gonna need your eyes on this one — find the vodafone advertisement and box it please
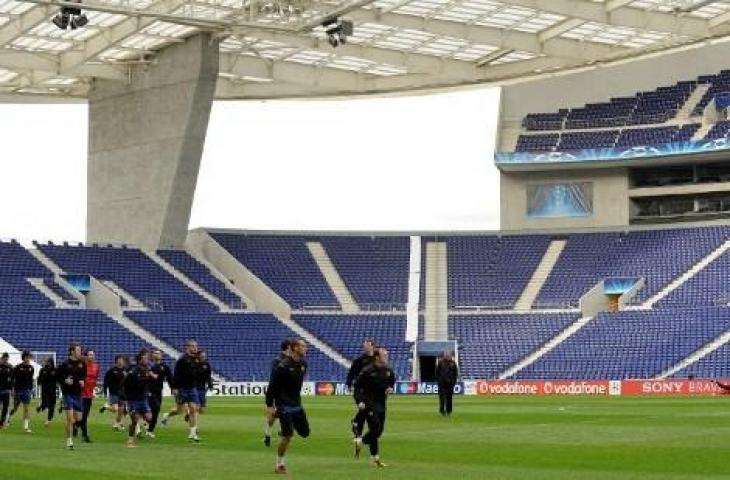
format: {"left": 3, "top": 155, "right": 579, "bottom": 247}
{"left": 468, "top": 380, "right": 614, "bottom": 396}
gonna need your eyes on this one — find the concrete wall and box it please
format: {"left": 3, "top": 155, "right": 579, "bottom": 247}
{"left": 500, "top": 168, "right": 630, "bottom": 231}
{"left": 87, "top": 34, "right": 219, "bottom": 250}
{"left": 86, "top": 277, "right": 122, "bottom": 318}
{"left": 186, "top": 229, "right": 292, "bottom": 320}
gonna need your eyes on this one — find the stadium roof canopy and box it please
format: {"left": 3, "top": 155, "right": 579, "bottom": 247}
{"left": 1, "top": 0, "right": 730, "bottom": 99}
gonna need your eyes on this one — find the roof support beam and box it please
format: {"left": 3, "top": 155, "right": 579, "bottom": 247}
{"left": 0, "top": 4, "right": 55, "bottom": 48}
{"left": 538, "top": 18, "right": 584, "bottom": 43}
{"left": 502, "top": 0, "right": 710, "bottom": 37}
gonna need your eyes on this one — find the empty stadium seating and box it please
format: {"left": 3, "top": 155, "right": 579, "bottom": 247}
{"left": 128, "top": 312, "right": 347, "bottom": 381}
{"left": 39, "top": 244, "right": 216, "bottom": 312}
{"left": 296, "top": 314, "right": 411, "bottom": 379}
{"left": 158, "top": 249, "right": 245, "bottom": 309}
{"left": 515, "top": 308, "right": 730, "bottom": 380}
{"left": 450, "top": 314, "right": 576, "bottom": 379}
{"left": 212, "top": 233, "right": 338, "bottom": 309}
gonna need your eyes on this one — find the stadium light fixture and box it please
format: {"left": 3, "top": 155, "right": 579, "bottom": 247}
{"left": 323, "top": 18, "right": 353, "bottom": 48}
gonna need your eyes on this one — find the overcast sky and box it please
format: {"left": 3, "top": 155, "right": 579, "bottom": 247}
{"left": 0, "top": 87, "right": 501, "bottom": 245}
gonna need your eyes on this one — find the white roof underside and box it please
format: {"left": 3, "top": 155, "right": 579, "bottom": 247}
{"left": 0, "top": 0, "right": 729, "bottom": 99}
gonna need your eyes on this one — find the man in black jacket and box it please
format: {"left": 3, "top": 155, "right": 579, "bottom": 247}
{"left": 56, "top": 342, "right": 87, "bottom": 450}
{"left": 37, "top": 357, "right": 58, "bottom": 426}
{"left": 265, "top": 338, "right": 309, "bottom": 475}
{"left": 436, "top": 350, "right": 458, "bottom": 416}
{"left": 0, "top": 353, "right": 12, "bottom": 428}
{"left": 346, "top": 339, "right": 376, "bottom": 440}
{"left": 353, "top": 347, "right": 395, "bottom": 468}
{"left": 100, "top": 355, "right": 128, "bottom": 431}
{"left": 163, "top": 340, "right": 201, "bottom": 442}
{"left": 147, "top": 349, "right": 172, "bottom": 438}
{"left": 264, "top": 339, "right": 290, "bottom": 447}
{"left": 123, "top": 349, "right": 156, "bottom": 448}
{"left": 9, "top": 350, "right": 35, "bottom": 432}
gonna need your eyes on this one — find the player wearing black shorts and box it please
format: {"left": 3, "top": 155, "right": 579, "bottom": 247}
{"left": 100, "top": 355, "right": 128, "bottom": 431}
{"left": 265, "top": 338, "right": 310, "bottom": 475}
{"left": 56, "top": 343, "right": 87, "bottom": 450}
{"left": 346, "top": 339, "right": 376, "bottom": 444}
{"left": 147, "top": 349, "right": 172, "bottom": 438}
{"left": 123, "top": 349, "right": 156, "bottom": 448}
{"left": 37, "top": 357, "right": 58, "bottom": 427}
{"left": 264, "top": 339, "right": 290, "bottom": 447}
{"left": 353, "top": 347, "right": 395, "bottom": 468}
{"left": 9, "top": 350, "right": 35, "bottom": 433}
{"left": 0, "top": 353, "right": 13, "bottom": 429}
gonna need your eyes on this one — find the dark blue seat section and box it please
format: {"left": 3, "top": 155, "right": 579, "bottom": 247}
{"left": 0, "top": 308, "right": 153, "bottom": 371}
{"left": 515, "top": 307, "right": 730, "bottom": 380}
{"left": 158, "top": 249, "right": 245, "bottom": 309}
{"left": 705, "top": 120, "right": 730, "bottom": 141}
{"left": 537, "top": 226, "right": 730, "bottom": 308}
{"left": 128, "top": 312, "right": 347, "bottom": 381}
{"left": 39, "top": 244, "right": 216, "bottom": 312}
{"left": 692, "top": 70, "right": 730, "bottom": 116}
{"left": 658, "top": 246, "right": 730, "bottom": 308}
{"left": 0, "top": 240, "right": 50, "bottom": 278}
{"left": 211, "top": 233, "right": 338, "bottom": 309}
{"left": 674, "top": 342, "right": 730, "bottom": 378}
{"left": 319, "top": 237, "right": 409, "bottom": 308}
{"left": 447, "top": 235, "right": 550, "bottom": 309}
{"left": 450, "top": 314, "right": 577, "bottom": 379}
{"left": 295, "top": 315, "right": 411, "bottom": 380}
{"left": 43, "top": 278, "right": 78, "bottom": 304}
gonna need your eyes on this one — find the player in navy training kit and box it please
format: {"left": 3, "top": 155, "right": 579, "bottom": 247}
{"left": 56, "top": 343, "right": 87, "bottom": 450}
{"left": 37, "top": 357, "right": 58, "bottom": 426}
{"left": 162, "top": 340, "right": 202, "bottom": 442}
{"left": 346, "top": 339, "right": 376, "bottom": 442}
{"left": 9, "top": 350, "right": 35, "bottom": 433}
{"left": 353, "top": 347, "right": 396, "bottom": 468}
{"left": 123, "top": 349, "right": 156, "bottom": 448}
{"left": 0, "top": 353, "right": 14, "bottom": 428}
{"left": 147, "top": 349, "right": 173, "bottom": 438}
{"left": 264, "top": 339, "right": 291, "bottom": 447}
{"left": 100, "top": 355, "right": 128, "bottom": 431}
{"left": 265, "top": 338, "right": 310, "bottom": 474}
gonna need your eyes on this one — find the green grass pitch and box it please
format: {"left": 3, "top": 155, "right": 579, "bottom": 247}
{"left": 2, "top": 395, "right": 730, "bottom": 479}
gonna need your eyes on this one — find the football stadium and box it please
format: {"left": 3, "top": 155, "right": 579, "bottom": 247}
{"left": 4, "top": 0, "right": 730, "bottom": 478}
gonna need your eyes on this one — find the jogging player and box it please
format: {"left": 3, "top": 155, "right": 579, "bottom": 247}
{"left": 37, "top": 357, "right": 58, "bottom": 427}
{"left": 57, "top": 342, "right": 87, "bottom": 450}
{"left": 123, "top": 349, "right": 156, "bottom": 448}
{"left": 195, "top": 350, "right": 213, "bottom": 416}
{"left": 147, "top": 349, "right": 172, "bottom": 438}
{"left": 0, "top": 353, "right": 11, "bottom": 428}
{"left": 346, "top": 339, "right": 376, "bottom": 440}
{"left": 265, "top": 338, "right": 310, "bottom": 474}
{"left": 74, "top": 349, "right": 100, "bottom": 442}
{"left": 100, "top": 355, "right": 127, "bottom": 431}
{"left": 162, "top": 339, "right": 201, "bottom": 442}
{"left": 264, "top": 339, "right": 290, "bottom": 447}
{"left": 9, "top": 350, "right": 35, "bottom": 433}
{"left": 353, "top": 347, "right": 395, "bottom": 468}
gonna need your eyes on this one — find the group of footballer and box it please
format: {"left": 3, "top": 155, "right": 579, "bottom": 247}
{"left": 0, "top": 339, "right": 213, "bottom": 450}
{"left": 2, "top": 335, "right": 406, "bottom": 475}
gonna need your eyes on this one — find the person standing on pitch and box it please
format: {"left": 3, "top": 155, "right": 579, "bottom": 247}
{"left": 37, "top": 357, "right": 58, "bottom": 427}
{"left": 346, "top": 338, "right": 376, "bottom": 442}
{"left": 264, "top": 339, "right": 290, "bottom": 447}
{"left": 265, "top": 338, "right": 310, "bottom": 474}
{"left": 56, "top": 342, "right": 86, "bottom": 450}
{"left": 9, "top": 350, "right": 35, "bottom": 433}
{"left": 74, "top": 349, "right": 99, "bottom": 442}
{"left": 436, "top": 350, "right": 458, "bottom": 416}
{"left": 147, "top": 349, "right": 172, "bottom": 438}
{"left": 123, "top": 349, "right": 156, "bottom": 448}
{"left": 353, "top": 347, "right": 395, "bottom": 468}
{"left": 0, "top": 353, "right": 12, "bottom": 429}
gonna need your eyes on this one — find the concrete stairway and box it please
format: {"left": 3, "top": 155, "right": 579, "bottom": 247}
{"left": 514, "top": 239, "right": 566, "bottom": 311}
{"left": 28, "top": 248, "right": 64, "bottom": 274}
{"left": 676, "top": 84, "right": 711, "bottom": 121}
{"left": 102, "top": 281, "right": 147, "bottom": 310}
{"left": 27, "top": 278, "right": 68, "bottom": 308}
{"left": 145, "top": 251, "right": 230, "bottom": 312}
{"left": 657, "top": 329, "right": 730, "bottom": 379}
{"left": 306, "top": 242, "right": 359, "bottom": 314}
{"left": 641, "top": 239, "right": 730, "bottom": 308}
{"left": 424, "top": 242, "right": 448, "bottom": 341}
{"left": 186, "top": 249, "right": 250, "bottom": 310}
{"left": 275, "top": 314, "right": 352, "bottom": 369}
{"left": 692, "top": 122, "right": 714, "bottom": 142}
{"left": 498, "top": 315, "right": 595, "bottom": 379}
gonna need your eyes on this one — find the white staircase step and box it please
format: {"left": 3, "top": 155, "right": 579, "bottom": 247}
{"left": 145, "top": 251, "right": 228, "bottom": 312}
{"left": 102, "top": 281, "right": 147, "bottom": 310}
{"left": 641, "top": 239, "right": 730, "bottom": 308}
{"left": 514, "top": 239, "right": 566, "bottom": 311}
{"left": 28, "top": 248, "right": 64, "bottom": 274}
{"left": 306, "top": 242, "right": 359, "bottom": 313}
{"left": 424, "top": 242, "right": 448, "bottom": 341}
{"left": 27, "top": 278, "right": 68, "bottom": 308}
{"left": 186, "top": 249, "right": 250, "bottom": 310}
{"left": 498, "top": 315, "right": 595, "bottom": 379}
{"left": 692, "top": 122, "right": 714, "bottom": 142}
{"left": 276, "top": 314, "right": 351, "bottom": 368}
{"left": 676, "top": 84, "right": 711, "bottom": 121}
{"left": 657, "top": 329, "right": 730, "bottom": 379}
